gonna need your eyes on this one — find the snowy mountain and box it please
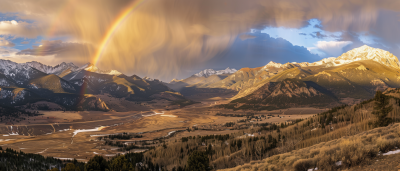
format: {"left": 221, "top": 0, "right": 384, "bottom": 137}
{"left": 260, "top": 45, "right": 400, "bottom": 70}
{"left": 336, "top": 45, "right": 400, "bottom": 69}
{"left": 81, "top": 63, "right": 122, "bottom": 75}
{"left": 0, "top": 59, "right": 47, "bottom": 86}
{"left": 61, "top": 63, "right": 122, "bottom": 81}
{"left": 228, "top": 45, "right": 400, "bottom": 108}
{"left": 26, "top": 61, "right": 79, "bottom": 75}
{"left": 194, "top": 67, "right": 237, "bottom": 77}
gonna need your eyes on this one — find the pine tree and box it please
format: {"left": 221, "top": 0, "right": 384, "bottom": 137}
{"left": 372, "top": 91, "right": 393, "bottom": 127}
{"left": 186, "top": 151, "right": 210, "bottom": 171}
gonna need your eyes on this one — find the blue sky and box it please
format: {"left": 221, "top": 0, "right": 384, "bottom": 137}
{"left": 261, "top": 19, "right": 347, "bottom": 57}
{"left": 0, "top": 13, "right": 43, "bottom": 51}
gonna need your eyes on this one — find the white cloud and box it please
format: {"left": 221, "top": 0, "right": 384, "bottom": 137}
{"left": 0, "top": 37, "right": 15, "bottom": 47}
{"left": 0, "top": 46, "right": 19, "bottom": 57}
{"left": 0, "top": 20, "right": 43, "bottom": 38}
{"left": 315, "top": 41, "right": 353, "bottom": 57}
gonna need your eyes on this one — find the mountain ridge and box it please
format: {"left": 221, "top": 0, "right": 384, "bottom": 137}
{"left": 194, "top": 67, "right": 237, "bottom": 77}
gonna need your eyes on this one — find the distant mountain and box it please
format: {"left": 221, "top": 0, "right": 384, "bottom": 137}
{"left": 167, "top": 45, "right": 400, "bottom": 109}
{"left": 225, "top": 45, "right": 400, "bottom": 109}
{"left": 0, "top": 60, "right": 190, "bottom": 111}
{"left": 26, "top": 61, "right": 79, "bottom": 75}
{"left": 0, "top": 59, "right": 47, "bottom": 86}
{"left": 194, "top": 67, "right": 237, "bottom": 77}
{"left": 224, "top": 78, "right": 338, "bottom": 110}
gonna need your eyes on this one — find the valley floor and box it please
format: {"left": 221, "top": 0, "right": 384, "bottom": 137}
{"left": 0, "top": 99, "right": 325, "bottom": 161}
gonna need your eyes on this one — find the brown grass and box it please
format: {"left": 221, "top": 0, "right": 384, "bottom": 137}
{"left": 221, "top": 123, "right": 400, "bottom": 171}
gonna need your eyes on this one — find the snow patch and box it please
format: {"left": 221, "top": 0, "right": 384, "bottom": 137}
{"left": 382, "top": 149, "right": 400, "bottom": 156}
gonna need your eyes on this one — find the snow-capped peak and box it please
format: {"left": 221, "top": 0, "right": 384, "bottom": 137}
{"left": 143, "top": 76, "right": 154, "bottom": 81}
{"left": 194, "top": 67, "right": 237, "bottom": 77}
{"left": 169, "top": 78, "right": 182, "bottom": 83}
{"left": 336, "top": 45, "right": 400, "bottom": 69}
{"left": 26, "top": 61, "right": 79, "bottom": 75}
{"left": 77, "top": 63, "right": 121, "bottom": 76}
{"left": 84, "top": 63, "right": 99, "bottom": 72}
{"left": 265, "top": 61, "right": 283, "bottom": 68}
{"left": 262, "top": 45, "right": 400, "bottom": 69}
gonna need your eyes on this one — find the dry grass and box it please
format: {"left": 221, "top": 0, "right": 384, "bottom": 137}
{"left": 221, "top": 123, "right": 400, "bottom": 171}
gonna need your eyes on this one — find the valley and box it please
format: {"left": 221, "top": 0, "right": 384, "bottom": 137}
{"left": 0, "top": 45, "right": 400, "bottom": 170}
{"left": 0, "top": 97, "right": 322, "bottom": 161}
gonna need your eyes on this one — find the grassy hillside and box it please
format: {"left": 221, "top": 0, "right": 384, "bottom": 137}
{"left": 223, "top": 78, "right": 339, "bottom": 110}
{"left": 28, "top": 74, "right": 76, "bottom": 94}
{"left": 221, "top": 123, "right": 400, "bottom": 171}
{"left": 111, "top": 90, "right": 400, "bottom": 170}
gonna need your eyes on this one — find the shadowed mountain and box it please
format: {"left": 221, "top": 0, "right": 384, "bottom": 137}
{"left": 224, "top": 78, "right": 339, "bottom": 110}
{"left": 0, "top": 60, "right": 191, "bottom": 111}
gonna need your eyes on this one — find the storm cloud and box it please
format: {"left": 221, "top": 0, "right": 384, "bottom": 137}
{"left": 0, "top": 0, "right": 400, "bottom": 80}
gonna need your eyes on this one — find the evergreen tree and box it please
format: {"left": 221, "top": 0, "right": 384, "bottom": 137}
{"left": 62, "top": 163, "right": 80, "bottom": 171}
{"left": 186, "top": 151, "right": 210, "bottom": 171}
{"left": 373, "top": 90, "right": 393, "bottom": 127}
{"left": 85, "top": 155, "right": 108, "bottom": 171}
{"left": 109, "top": 155, "right": 134, "bottom": 171}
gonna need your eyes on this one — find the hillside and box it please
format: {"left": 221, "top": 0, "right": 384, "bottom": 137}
{"left": 226, "top": 78, "right": 339, "bottom": 110}
{"left": 213, "top": 46, "right": 400, "bottom": 109}
{"left": 106, "top": 89, "right": 400, "bottom": 171}
{"left": 28, "top": 74, "right": 76, "bottom": 94}
{"left": 168, "top": 46, "right": 400, "bottom": 109}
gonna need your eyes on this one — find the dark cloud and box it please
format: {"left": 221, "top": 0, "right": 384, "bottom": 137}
{"left": 193, "top": 32, "right": 320, "bottom": 73}
{"left": 299, "top": 33, "right": 307, "bottom": 36}
{"left": 16, "top": 40, "right": 93, "bottom": 65}
{"left": 1, "top": 0, "right": 400, "bottom": 80}
{"left": 310, "top": 31, "right": 327, "bottom": 39}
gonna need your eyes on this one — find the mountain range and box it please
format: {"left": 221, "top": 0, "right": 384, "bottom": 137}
{"left": 0, "top": 60, "right": 188, "bottom": 111}
{"left": 168, "top": 45, "right": 400, "bottom": 109}
{"left": 0, "top": 45, "right": 397, "bottom": 111}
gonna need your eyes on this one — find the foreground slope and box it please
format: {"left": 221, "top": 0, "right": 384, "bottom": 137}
{"left": 218, "top": 90, "right": 400, "bottom": 170}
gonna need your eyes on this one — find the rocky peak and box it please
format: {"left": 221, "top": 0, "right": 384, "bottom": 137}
{"left": 194, "top": 67, "right": 237, "bottom": 77}
{"left": 337, "top": 45, "right": 400, "bottom": 69}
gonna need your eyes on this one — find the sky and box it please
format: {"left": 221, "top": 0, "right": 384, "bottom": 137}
{"left": 0, "top": 0, "right": 400, "bottom": 81}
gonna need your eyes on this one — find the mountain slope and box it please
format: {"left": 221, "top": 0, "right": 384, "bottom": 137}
{"left": 27, "top": 74, "right": 76, "bottom": 93}
{"left": 228, "top": 46, "right": 400, "bottom": 107}
{"left": 0, "top": 59, "right": 48, "bottom": 86}
{"left": 26, "top": 61, "right": 79, "bottom": 75}
{"left": 226, "top": 78, "right": 338, "bottom": 110}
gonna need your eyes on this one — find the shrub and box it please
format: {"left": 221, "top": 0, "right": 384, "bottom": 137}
{"left": 293, "top": 159, "right": 314, "bottom": 171}
{"left": 337, "top": 140, "right": 377, "bottom": 167}
{"left": 376, "top": 136, "right": 400, "bottom": 153}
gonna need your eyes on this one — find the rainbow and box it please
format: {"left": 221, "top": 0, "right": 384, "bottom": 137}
{"left": 91, "top": 0, "right": 147, "bottom": 66}
{"left": 77, "top": 0, "right": 146, "bottom": 97}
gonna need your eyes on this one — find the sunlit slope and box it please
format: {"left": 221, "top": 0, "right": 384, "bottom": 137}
{"left": 207, "top": 67, "right": 270, "bottom": 90}
{"left": 233, "top": 59, "right": 400, "bottom": 102}
{"left": 28, "top": 74, "right": 76, "bottom": 93}
{"left": 232, "top": 67, "right": 314, "bottom": 100}
{"left": 227, "top": 78, "right": 339, "bottom": 109}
